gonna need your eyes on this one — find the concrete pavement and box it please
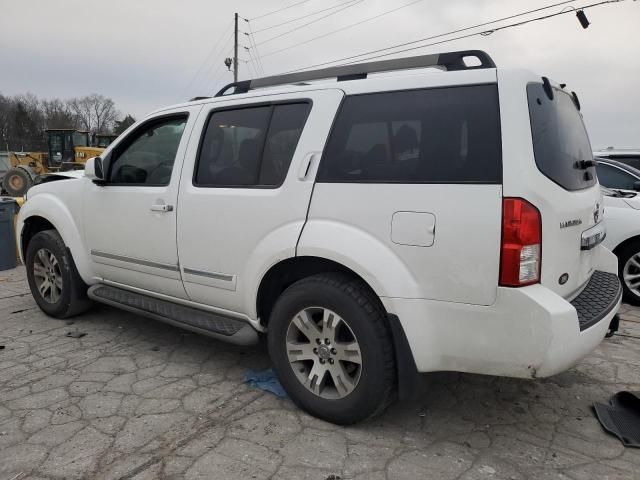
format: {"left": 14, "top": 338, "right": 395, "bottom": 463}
{"left": 1, "top": 265, "right": 640, "bottom": 480}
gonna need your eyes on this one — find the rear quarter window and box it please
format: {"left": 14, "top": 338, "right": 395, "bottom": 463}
{"left": 527, "top": 83, "right": 596, "bottom": 191}
{"left": 317, "top": 84, "right": 502, "bottom": 184}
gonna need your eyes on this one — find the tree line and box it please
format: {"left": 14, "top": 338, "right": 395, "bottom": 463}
{"left": 0, "top": 92, "right": 136, "bottom": 152}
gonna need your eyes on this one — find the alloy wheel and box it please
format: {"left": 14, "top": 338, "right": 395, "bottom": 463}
{"left": 286, "top": 307, "right": 362, "bottom": 400}
{"left": 33, "top": 248, "right": 63, "bottom": 304}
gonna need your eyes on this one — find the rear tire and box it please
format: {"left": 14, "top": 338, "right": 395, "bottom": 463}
{"left": 2, "top": 167, "right": 33, "bottom": 197}
{"left": 26, "top": 229, "right": 92, "bottom": 318}
{"left": 618, "top": 239, "right": 640, "bottom": 305}
{"left": 267, "top": 273, "right": 396, "bottom": 425}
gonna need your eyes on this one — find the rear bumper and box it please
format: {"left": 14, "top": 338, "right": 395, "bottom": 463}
{"left": 382, "top": 247, "right": 621, "bottom": 378}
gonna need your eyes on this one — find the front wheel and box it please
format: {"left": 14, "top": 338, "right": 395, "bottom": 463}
{"left": 267, "top": 273, "right": 396, "bottom": 425}
{"left": 26, "top": 229, "right": 92, "bottom": 318}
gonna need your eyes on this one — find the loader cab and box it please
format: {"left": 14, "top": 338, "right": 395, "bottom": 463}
{"left": 46, "top": 129, "right": 90, "bottom": 167}
{"left": 94, "top": 133, "right": 118, "bottom": 148}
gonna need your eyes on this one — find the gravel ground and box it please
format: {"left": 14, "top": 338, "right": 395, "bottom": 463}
{"left": 1, "top": 265, "right": 640, "bottom": 480}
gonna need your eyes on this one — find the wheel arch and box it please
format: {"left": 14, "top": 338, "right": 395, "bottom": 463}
{"left": 18, "top": 194, "right": 93, "bottom": 284}
{"left": 256, "top": 256, "right": 384, "bottom": 328}
{"left": 612, "top": 234, "right": 640, "bottom": 257}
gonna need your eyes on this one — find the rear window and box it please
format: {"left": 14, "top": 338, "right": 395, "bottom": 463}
{"left": 527, "top": 83, "right": 595, "bottom": 191}
{"left": 317, "top": 84, "right": 502, "bottom": 183}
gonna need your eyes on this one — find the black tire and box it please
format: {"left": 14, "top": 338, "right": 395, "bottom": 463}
{"left": 25, "top": 229, "right": 92, "bottom": 318}
{"left": 2, "top": 167, "right": 33, "bottom": 197}
{"left": 617, "top": 239, "right": 640, "bottom": 305}
{"left": 268, "top": 273, "right": 396, "bottom": 425}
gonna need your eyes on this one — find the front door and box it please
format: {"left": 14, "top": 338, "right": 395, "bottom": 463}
{"left": 177, "top": 90, "right": 344, "bottom": 316}
{"left": 83, "top": 107, "right": 200, "bottom": 298}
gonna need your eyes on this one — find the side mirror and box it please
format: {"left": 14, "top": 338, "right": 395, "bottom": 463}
{"left": 633, "top": 181, "right": 640, "bottom": 192}
{"left": 85, "top": 154, "right": 109, "bottom": 185}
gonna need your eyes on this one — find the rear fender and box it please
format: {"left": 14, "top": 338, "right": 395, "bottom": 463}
{"left": 296, "top": 219, "right": 420, "bottom": 299}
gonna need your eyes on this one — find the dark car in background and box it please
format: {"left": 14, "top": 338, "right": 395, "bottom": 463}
{"left": 594, "top": 148, "right": 640, "bottom": 170}
{"left": 596, "top": 157, "right": 640, "bottom": 191}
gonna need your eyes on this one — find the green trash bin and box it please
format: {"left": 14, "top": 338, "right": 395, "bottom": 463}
{"left": 0, "top": 197, "right": 19, "bottom": 270}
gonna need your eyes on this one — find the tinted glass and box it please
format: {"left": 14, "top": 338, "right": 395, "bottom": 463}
{"left": 109, "top": 116, "right": 187, "bottom": 185}
{"left": 73, "top": 132, "right": 88, "bottom": 147}
{"left": 527, "top": 83, "right": 595, "bottom": 191}
{"left": 596, "top": 163, "right": 638, "bottom": 190}
{"left": 318, "top": 85, "right": 501, "bottom": 183}
{"left": 609, "top": 156, "right": 640, "bottom": 171}
{"left": 260, "top": 103, "right": 311, "bottom": 185}
{"left": 195, "top": 103, "right": 310, "bottom": 187}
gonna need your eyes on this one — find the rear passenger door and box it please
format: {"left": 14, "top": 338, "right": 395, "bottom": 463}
{"left": 177, "top": 90, "right": 344, "bottom": 316}
{"left": 302, "top": 83, "right": 503, "bottom": 306}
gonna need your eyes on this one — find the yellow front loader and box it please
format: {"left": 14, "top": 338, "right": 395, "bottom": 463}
{"left": 2, "top": 129, "right": 105, "bottom": 197}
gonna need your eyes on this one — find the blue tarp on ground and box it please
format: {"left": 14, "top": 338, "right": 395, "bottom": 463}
{"left": 244, "top": 368, "right": 288, "bottom": 398}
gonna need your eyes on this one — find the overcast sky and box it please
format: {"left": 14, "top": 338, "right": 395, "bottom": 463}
{"left": 1, "top": 0, "right": 638, "bottom": 147}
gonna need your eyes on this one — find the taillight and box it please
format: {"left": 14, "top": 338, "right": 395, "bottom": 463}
{"left": 500, "top": 198, "right": 541, "bottom": 287}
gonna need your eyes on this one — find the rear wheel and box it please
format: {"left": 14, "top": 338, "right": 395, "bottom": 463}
{"left": 268, "top": 273, "right": 396, "bottom": 424}
{"left": 2, "top": 167, "right": 33, "bottom": 197}
{"left": 618, "top": 239, "right": 640, "bottom": 305}
{"left": 26, "top": 229, "right": 91, "bottom": 318}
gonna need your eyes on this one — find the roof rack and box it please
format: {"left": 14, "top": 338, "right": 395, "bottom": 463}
{"left": 215, "top": 49, "right": 495, "bottom": 97}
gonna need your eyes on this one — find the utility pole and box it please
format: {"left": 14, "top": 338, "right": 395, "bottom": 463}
{"left": 233, "top": 12, "right": 239, "bottom": 82}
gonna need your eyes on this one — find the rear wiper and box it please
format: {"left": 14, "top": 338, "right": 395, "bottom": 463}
{"left": 575, "top": 159, "right": 597, "bottom": 170}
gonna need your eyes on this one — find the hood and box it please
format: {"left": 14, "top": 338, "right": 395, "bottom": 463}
{"left": 36, "top": 170, "right": 85, "bottom": 183}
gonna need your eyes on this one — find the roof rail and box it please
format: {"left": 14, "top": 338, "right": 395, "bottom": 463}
{"left": 215, "top": 50, "right": 495, "bottom": 97}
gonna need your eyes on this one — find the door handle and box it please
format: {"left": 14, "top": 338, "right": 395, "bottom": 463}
{"left": 150, "top": 204, "right": 173, "bottom": 212}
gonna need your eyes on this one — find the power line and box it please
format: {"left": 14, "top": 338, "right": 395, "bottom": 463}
{"left": 245, "top": 21, "right": 266, "bottom": 75}
{"left": 250, "top": 0, "right": 314, "bottom": 21}
{"left": 335, "top": 0, "right": 626, "bottom": 67}
{"left": 260, "top": 0, "right": 426, "bottom": 60}
{"left": 283, "top": 0, "right": 580, "bottom": 72}
{"left": 190, "top": 35, "right": 234, "bottom": 94}
{"left": 181, "top": 21, "right": 233, "bottom": 95}
{"left": 282, "top": 0, "right": 577, "bottom": 73}
{"left": 252, "top": 0, "right": 364, "bottom": 47}
{"left": 251, "top": 0, "right": 359, "bottom": 34}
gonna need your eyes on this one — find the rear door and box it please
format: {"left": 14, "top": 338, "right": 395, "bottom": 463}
{"left": 177, "top": 90, "right": 344, "bottom": 314}
{"left": 524, "top": 81, "right": 603, "bottom": 298}
{"left": 304, "top": 82, "right": 504, "bottom": 306}
{"left": 499, "top": 71, "right": 603, "bottom": 300}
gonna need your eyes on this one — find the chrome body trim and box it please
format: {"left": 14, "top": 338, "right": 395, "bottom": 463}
{"left": 183, "top": 267, "right": 234, "bottom": 282}
{"left": 90, "top": 250, "right": 179, "bottom": 272}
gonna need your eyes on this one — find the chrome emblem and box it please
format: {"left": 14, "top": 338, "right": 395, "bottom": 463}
{"left": 560, "top": 219, "right": 582, "bottom": 229}
{"left": 594, "top": 202, "right": 601, "bottom": 224}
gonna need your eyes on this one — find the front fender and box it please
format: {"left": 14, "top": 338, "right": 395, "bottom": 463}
{"left": 296, "top": 219, "right": 420, "bottom": 298}
{"left": 17, "top": 193, "right": 94, "bottom": 284}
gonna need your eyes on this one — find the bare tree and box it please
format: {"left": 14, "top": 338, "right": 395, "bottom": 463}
{"left": 68, "top": 94, "right": 118, "bottom": 133}
{"left": 42, "top": 98, "right": 79, "bottom": 129}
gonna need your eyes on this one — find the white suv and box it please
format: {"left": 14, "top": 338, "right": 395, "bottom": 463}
{"left": 17, "top": 50, "right": 621, "bottom": 424}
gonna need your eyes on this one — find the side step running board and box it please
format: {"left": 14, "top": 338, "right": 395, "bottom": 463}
{"left": 88, "top": 284, "right": 259, "bottom": 346}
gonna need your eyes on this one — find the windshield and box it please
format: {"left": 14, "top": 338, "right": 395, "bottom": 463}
{"left": 527, "top": 83, "right": 595, "bottom": 191}
{"left": 73, "top": 132, "right": 89, "bottom": 147}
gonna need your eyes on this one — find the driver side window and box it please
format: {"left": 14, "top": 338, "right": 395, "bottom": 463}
{"left": 108, "top": 115, "right": 188, "bottom": 185}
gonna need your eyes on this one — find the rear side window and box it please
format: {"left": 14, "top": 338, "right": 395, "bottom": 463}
{"left": 527, "top": 83, "right": 595, "bottom": 191}
{"left": 317, "top": 85, "right": 501, "bottom": 183}
{"left": 195, "top": 103, "right": 310, "bottom": 187}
